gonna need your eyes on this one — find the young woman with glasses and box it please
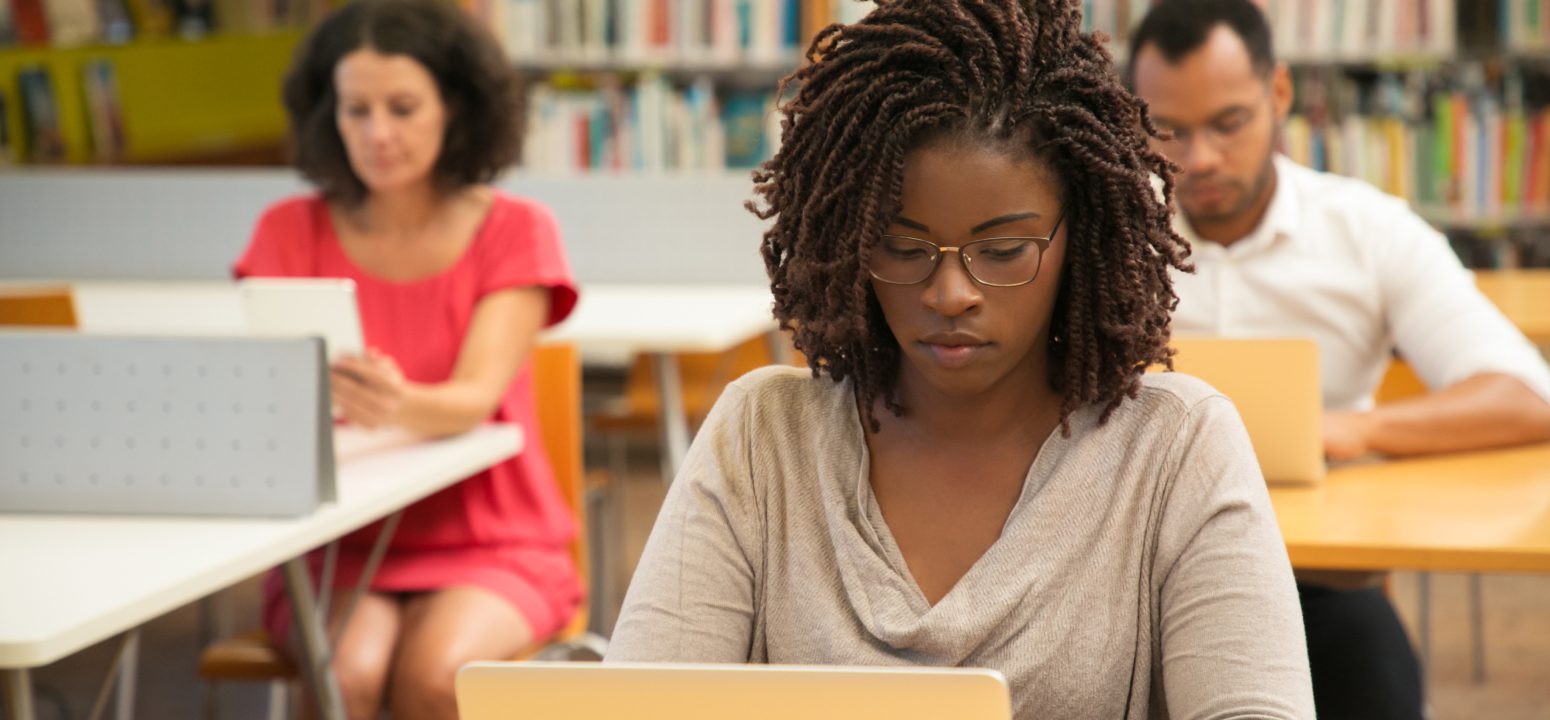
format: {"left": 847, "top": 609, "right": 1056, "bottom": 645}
{"left": 606, "top": 1, "right": 1314, "bottom": 718}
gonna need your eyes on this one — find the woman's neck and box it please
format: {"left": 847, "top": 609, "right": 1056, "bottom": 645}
{"left": 351, "top": 182, "right": 447, "bottom": 238}
{"left": 887, "top": 358, "right": 1061, "bottom": 444}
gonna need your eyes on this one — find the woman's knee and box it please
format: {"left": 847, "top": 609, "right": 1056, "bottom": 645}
{"left": 328, "top": 642, "right": 393, "bottom": 718}
{"left": 388, "top": 654, "right": 461, "bottom": 719}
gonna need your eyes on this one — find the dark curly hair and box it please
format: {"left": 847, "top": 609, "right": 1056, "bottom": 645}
{"left": 282, "top": 0, "right": 523, "bottom": 205}
{"left": 751, "top": 0, "right": 1191, "bottom": 433}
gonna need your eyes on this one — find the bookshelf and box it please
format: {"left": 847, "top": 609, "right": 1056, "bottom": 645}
{"left": 0, "top": 0, "right": 1546, "bottom": 266}
{"left": 0, "top": 32, "right": 302, "bottom": 165}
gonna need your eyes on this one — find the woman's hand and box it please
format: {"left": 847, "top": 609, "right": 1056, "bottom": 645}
{"left": 332, "top": 348, "right": 411, "bottom": 429}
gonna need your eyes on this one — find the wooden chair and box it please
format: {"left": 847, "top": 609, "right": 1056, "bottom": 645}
{"left": 197, "top": 342, "right": 606, "bottom": 718}
{"left": 590, "top": 334, "right": 796, "bottom": 436}
{"left": 1375, "top": 357, "right": 1487, "bottom": 683}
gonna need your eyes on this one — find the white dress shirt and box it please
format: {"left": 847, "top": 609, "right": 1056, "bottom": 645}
{"left": 1170, "top": 154, "right": 1550, "bottom": 412}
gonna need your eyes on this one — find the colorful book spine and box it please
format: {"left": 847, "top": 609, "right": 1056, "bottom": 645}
{"left": 502, "top": 0, "right": 873, "bottom": 63}
{"left": 521, "top": 72, "right": 778, "bottom": 173}
{"left": 82, "top": 58, "right": 127, "bottom": 162}
{"left": 17, "top": 65, "right": 66, "bottom": 163}
{"left": 0, "top": 0, "right": 16, "bottom": 44}
{"left": 12, "top": 0, "right": 51, "bottom": 45}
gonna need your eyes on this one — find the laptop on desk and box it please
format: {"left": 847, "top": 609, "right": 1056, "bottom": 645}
{"left": 456, "top": 662, "right": 1013, "bottom": 720}
{"left": 1163, "top": 336, "right": 1326, "bottom": 485}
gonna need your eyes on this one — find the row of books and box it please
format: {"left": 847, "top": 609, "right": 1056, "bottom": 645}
{"left": 1450, "top": 233, "right": 1550, "bottom": 269}
{"left": 491, "top": 0, "right": 874, "bottom": 65}
{"left": 1501, "top": 0, "right": 1550, "bottom": 52}
{"left": 1263, "top": 0, "right": 1455, "bottom": 61}
{"left": 520, "top": 73, "right": 779, "bottom": 173}
{"left": 0, "top": 60, "right": 125, "bottom": 164}
{"left": 1079, "top": 0, "right": 1457, "bottom": 62}
{"left": 1281, "top": 69, "right": 1550, "bottom": 223}
{"left": 0, "top": 0, "right": 332, "bottom": 48}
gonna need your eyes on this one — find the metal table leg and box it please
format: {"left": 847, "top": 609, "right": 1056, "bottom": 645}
{"left": 651, "top": 352, "right": 690, "bottom": 485}
{"left": 2, "top": 669, "right": 35, "bottom": 720}
{"left": 282, "top": 559, "right": 347, "bottom": 720}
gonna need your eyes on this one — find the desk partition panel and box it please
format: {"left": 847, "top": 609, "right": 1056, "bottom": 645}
{"left": 0, "top": 333, "right": 335, "bottom": 517}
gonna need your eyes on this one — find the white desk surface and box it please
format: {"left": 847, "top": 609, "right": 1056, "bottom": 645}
{"left": 545, "top": 284, "right": 776, "bottom": 364}
{"left": 0, "top": 424, "right": 521, "bottom": 669}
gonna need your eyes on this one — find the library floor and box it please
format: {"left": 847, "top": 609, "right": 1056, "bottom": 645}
{"left": 21, "top": 468, "right": 1550, "bottom": 720}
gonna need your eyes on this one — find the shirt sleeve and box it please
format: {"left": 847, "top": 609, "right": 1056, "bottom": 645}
{"left": 1154, "top": 395, "right": 1316, "bottom": 719}
{"left": 605, "top": 382, "right": 763, "bottom": 663}
{"left": 1376, "top": 207, "right": 1550, "bottom": 404}
{"left": 232, "top": 200, "right": 314, "bottom": 279}
{"left": 479, "top": 198, "right": 580, "bottom": 328}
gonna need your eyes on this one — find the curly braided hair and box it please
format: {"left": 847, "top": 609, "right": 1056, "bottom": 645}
{"left": 750, "top": 0, "right": 1191, "bottom": 432}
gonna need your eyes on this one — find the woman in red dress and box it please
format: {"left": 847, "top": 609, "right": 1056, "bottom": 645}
{"left": 233, "top": 2, "right": 579, "bottom": 717}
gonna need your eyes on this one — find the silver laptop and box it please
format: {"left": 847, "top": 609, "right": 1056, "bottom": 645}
{"left": 455, "top": 662, "right": 1013, "bottom": 720}
{"left": 1166, "top": 336, "right": 1326, "bottom": 485}
{"left": 241, "top": 277, "right": 365, "bottom": 362}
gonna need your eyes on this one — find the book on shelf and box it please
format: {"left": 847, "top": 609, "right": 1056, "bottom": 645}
{"left": 1283, "top": 65, "right": 1550, "bottom": 229}
{"left": 521, "top": 71, "right": 778, "bottom": 173}
{"left": 42, "top": 0, "right": 101, "bottom": 46}
{"left": 502, "top": 0, "right": 876, "bottom": 66}
{"left": 82, "top": 57, "right": 127, "bottom": 161}
{"left": 171, "top": 0, "right": 212, "bottom": 38}
{"left": 97, "top": 0, "right": 132, "bottom": 42}
{"left": 0, "top": 91, "right": 14, "bottom": 165}
{"left": 1501, "top": 0, "right": 1550, "bottom": 53}
{"left": 0, "top": 0, "right": 16, "bottom": 44}
{"left": 124, "top": 0, "right": 172, "bottom": 37}
{"left": 1263, "top": 0, "right": 1454, "bottom": 61}
{"left": 17, "top": 65, "right": 66, "bottom": 164}
{"left": 11, "top": 0, "right": 51, "bottom": 45}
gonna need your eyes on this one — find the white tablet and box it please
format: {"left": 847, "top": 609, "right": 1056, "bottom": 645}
{"left": 241, "top": 278, "right": 365, "bottom": 362}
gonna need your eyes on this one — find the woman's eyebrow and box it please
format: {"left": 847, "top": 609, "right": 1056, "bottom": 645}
{"left": 971, "top": 212, "right": 1041, "bottom": 234}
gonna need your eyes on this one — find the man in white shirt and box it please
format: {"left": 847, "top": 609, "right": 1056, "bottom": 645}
{"left": 1129, "top": 0, "right": 1550, "bottom": 718}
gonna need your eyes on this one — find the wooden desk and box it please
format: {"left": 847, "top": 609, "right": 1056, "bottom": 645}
{"left": 1475, "top": 269, "right": 1550, "bottom": 346}
{"left": 0, "top": 425, "right": 521, "bottom": 720}
{"left": 1271, "top": 443, "right": 1550, "bottom": 573}
{"left": 545, "top": 284, "right": 777, "bottom": 481}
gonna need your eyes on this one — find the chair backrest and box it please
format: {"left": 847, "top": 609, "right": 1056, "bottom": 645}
{"left": 531, "top": 343, "right": 587, "bottom": 590}
{"left": 0, "top": 285, "right": 76, "bottom": 327}
{"left": 1475, "top": 269, "right": 1550, "bottom": 345}
{"left": 1375, "top": 358, "right": 1426, "bottom": 404}
{"left": 619, "top": 333, "right": 799, "bottom": 424}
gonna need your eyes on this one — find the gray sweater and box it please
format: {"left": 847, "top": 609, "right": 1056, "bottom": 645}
{"left": 607, "top": 367, "right": 1314, "bottom": 719}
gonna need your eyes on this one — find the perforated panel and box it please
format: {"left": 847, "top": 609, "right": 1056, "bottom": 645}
{"left": 0, "top": 333, "right": 331, "bottom": 517}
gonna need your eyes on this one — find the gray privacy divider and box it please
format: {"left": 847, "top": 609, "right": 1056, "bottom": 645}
{"left": 0, "top": 332, "right": 336, "bottom": 517}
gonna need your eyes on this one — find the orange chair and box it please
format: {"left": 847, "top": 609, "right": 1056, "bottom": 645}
{"left": 198, "top": 342, "right": 605, "bottom": 718}
{"left": 0, "top": 285, "right": 77, "bottom": 327}
{"left": 1374, "top": 357, "right": 1487, "bottom": 682}
{"left": 1374, "top": 358, "right": 1426, "bottom": 404}
{"left": 590, "top": 333, "right": 799, "bottom": 436}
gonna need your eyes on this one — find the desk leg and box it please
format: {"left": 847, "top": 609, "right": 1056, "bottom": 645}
{"left": 115, "top": 629, "right": 139, "bottom": 720}
{"left": 283, "top": 558, "right": 347, "bottom": 720}
{"left": 2, "top": 669, "right": 34, "bottom": 720}
{"left": 652, "top": 352, "right": 690, "bottom": 485}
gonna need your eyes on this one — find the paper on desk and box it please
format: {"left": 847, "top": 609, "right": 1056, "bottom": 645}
{"left": 333, "top": 426, "right": 426, "bottom": 463}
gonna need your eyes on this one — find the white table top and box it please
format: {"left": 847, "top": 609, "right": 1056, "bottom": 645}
{"left": 0, "top": 424, "right": 521, "bottom": 669}
{"left": 544, "top": 284, "right": 776, "bottom": 364}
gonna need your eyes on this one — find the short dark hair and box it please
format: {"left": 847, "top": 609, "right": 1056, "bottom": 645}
{"left": 1127, "top": 0, "right": 1276, "bottom": 80}
{"left": 752, "top": 0, "right": 1190, "bottom": 433}
{"left": 282, "top": 0, "right": 523, "bottom": 205}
